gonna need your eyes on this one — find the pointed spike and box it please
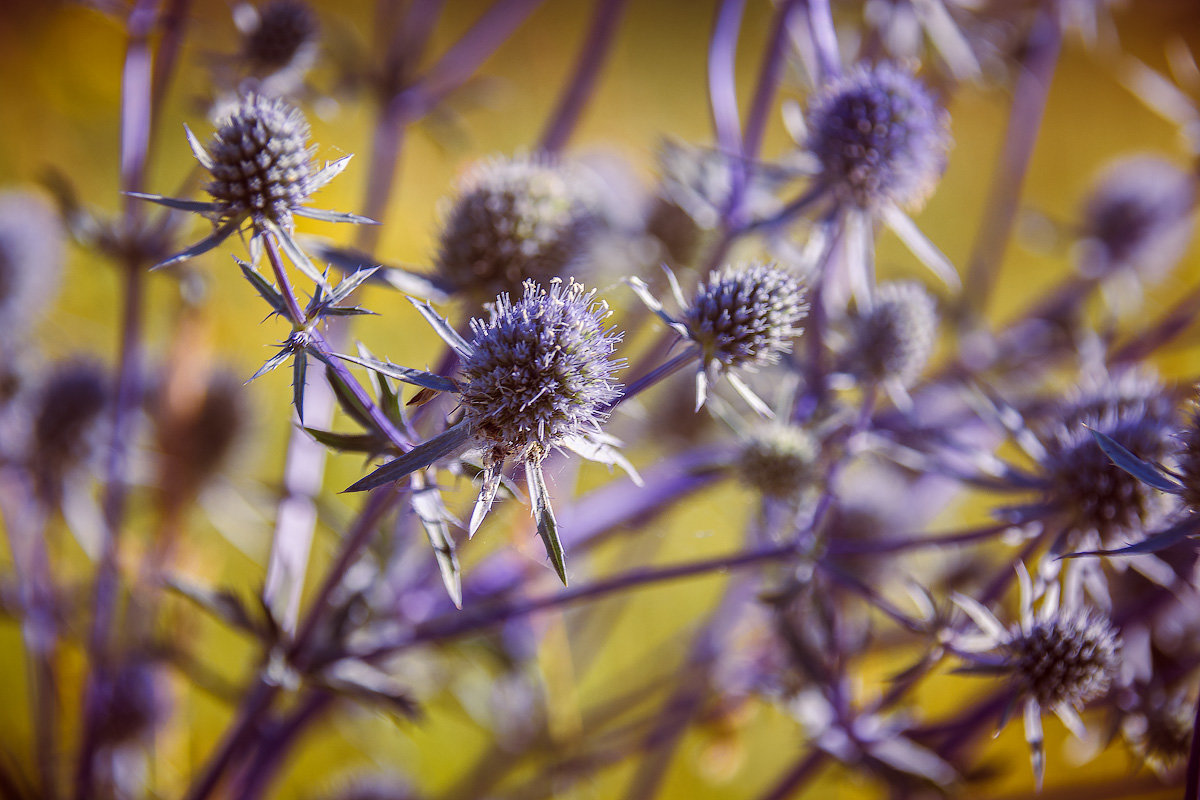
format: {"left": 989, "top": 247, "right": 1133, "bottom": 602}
{"left": 527, "top": 460, "right": 566, "bottom": 585}
{"left": 407, "top": 297, "right": 473, "bottom": 357}
{"left": 183, "top": 124, "right": 215, "bottom": 170}
{"left": 469, "top": 468, "right": 503, "bottom": 538}
{"left": 343, "top": 423, "right": 472, "bottom": 493}
{"left": 292, "top": 350, "right": 308, "bottom": 423}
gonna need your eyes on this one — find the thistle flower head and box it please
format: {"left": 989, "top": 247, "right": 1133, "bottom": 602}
{"left": 460, "top": 279, "right": 623, "bottom": 466}
{"left": 685, "top": 263, "right": 808, "bottom": 373}
{"left": 0, "top": 191, "right": 63, "bottom": 341}
{"left": 846, "top": 280, "right": 938, "bottom": 387}
{"left": 955, "top": 566, "right": 1122, "bottom": 787}
{"left": 437, "top": 155, "right": 599, "bottom": 303}
{"left": 736, "top": 423, "right": 818, "bottom": 500}
{"left": 241, "top": 0, "right": 319, "bottom": 75}
{"left": 94, "top": 661, "right": 167, "bottom": 746}
{"left": 153, "top": 370, "right": 247, "bottom": 506}
{"left": 206, "top": 94, "right": 315, "bottom": 229}
{"left": 1080, "top": 155, "right": 1196, "bottom": 280}
{"left": 1122, "top": 689, "right": 1194, "bottom": 775}
{"left": 1039, "top": 370, "right": 1178, "bottom": 547}
{"left": 1008, "top": 608, "right": 1120, "bottom": 709}
{"left": 806, "top": 62, "right": 950, "bottom": 211}
{"left": 31, "top": 360, "right": 109, "bottom": 481}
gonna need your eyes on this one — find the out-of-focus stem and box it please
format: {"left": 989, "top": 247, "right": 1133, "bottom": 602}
{"left": 756, "top": 748, "right": 827, "bottom": 800}
{"left": 364, "top": 544, "right": 791, "bottom": 658}
{"left": 358, "top": 0, "right": 545, "bottom": 250}
{"left": 76, "top": 4, "right": 161, "bottom": 795}
{"left": 181, "top": 678, "right": 280, "bottom": 800}
{"left": 960, "top": 9, "right": 1061, "bottom": 319}
{"left": 234, "top": 690, "right": 334, "bottom": 800}
{"left": 538, "top": 0, "right": 630, "bottom": 154}
{"left": 742, "top": 0, "right": 800, "bottom": 163}
{"left": 601, "top": 347, "right": 699, "bottom": 413}
{"left": 803, "top": 0, "right": 840, "bottom": 83}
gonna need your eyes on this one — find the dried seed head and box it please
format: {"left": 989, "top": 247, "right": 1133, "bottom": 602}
{"left": 1080, "top": 155, "right": 1196, "bottom": 280}
{"left": 686, "top": 263, "right": 808, "bottom": 372}
{"left": 846, "top": 281, "right": 938, "bottom": 386}
{"left": 94, "top": 661, "right": 167, "bottom": 747}
{"left": 1040, "top": 371, "right": 1178, "bottom": 547}
{"left": 0, "top": 191, "right": 63, "bottom": 341}
{"left": 242, "top": 0, "right": 319, "bottom": 75}
{"left": 1123, "top": 691, "right": 1194, "bottom": 775}
{"left": 806, "top": 62, "right": 950, "bottom": 211}
{"left": 154, "top": 370, "right": 247, "bottom": 506}
{"left": 206, "top": 94, "right": 315, "bottom": 229}
{"left": 1008, "top": 609, "right": 1120, "bottom": 709}
{"left": 737, "top": 424, "right": 818, "bottom": 500}
{"left": 31, "top": 361, "right": 108, "bottom": 480}
{"left": 437, "top": 155, "right": 599, "bottom": 304}
{"left": 459, "top": 280, "right": 622, "bottom": 465}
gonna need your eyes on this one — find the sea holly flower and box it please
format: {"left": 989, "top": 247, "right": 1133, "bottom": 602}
{"left": 779, "top": 61, "right": 957, "bottom": 303}
{"left": 842, "top": 280, "right": 938, "bottom": 409}
{"left": 435, "top": 154, "right": 600, "bottom": 305}
{"left": 954, "top": 564, "right": 1121, "bottom": 788}
{"left": 130, "top": 94, "right": 372, "bottom": 282}
{"left": 235, "top": 0, "right": 320, "bottom": 83}
{"left": 341, "top": 279, "right": 631, "bottom": 585}
{"left": 629, "top": 262, "right": 808, "bottom": 417}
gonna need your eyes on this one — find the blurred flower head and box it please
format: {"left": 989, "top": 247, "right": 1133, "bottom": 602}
{"left": 31, "top": 360, "right": 109, "bottom": 487}
{"left": 1078, "top": 154, "right": 1196, "bottom": 282}
{"left": 806, "top": 61, "right": 950, "bottom": 212}
{"left": 736, "top": 422, "right": 819, "bottom": 501}
{"left": 844, "top": 279, "right": 938, "bottom": 390}
{"left": 237, "top": 0, "right": 320, "bottom": 79}
{"left": 437, "top": 154, "right": 600, "bottom": 304}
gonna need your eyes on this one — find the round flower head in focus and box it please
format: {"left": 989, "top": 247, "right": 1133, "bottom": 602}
{"left": 0, "top": 191, "right": 63, "bottom": 342}
{"left": 343, "top": 279, "right": 630, "bottom": 586}
{"left": 241, "top": 0, "right": 319, "bottom": 76}
{"left": 1080, "top": 155, "right": 1196, "bottom": 281}
{"left": 955, "top": 565, "right": 1122, "bottom": 787}
{"left": 437, "top": 154, "right": 599, "bottom": 304}
{"left": 206, "top": 94, "right": 315, "bottom": 229}
{"left": 686, "top": 264, "right": 808, "bottom": 373}
{"left": 628, "top": 263, "right": 807, "bottom": 416}
{"left": 806, "top": 62, "right": 950, "bottom": 212}
{"left": 737, "top": 423, "right": 818, "bottom": 500}
{"left": 460, "top": 279, "right": 622, "bottom": 465}
{"left": 845, "top": 281, "right": 938, "bottom": 402}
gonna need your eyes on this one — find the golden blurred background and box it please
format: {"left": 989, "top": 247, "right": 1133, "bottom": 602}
{"left": 1, "top": 0, "right": 1199, "bottom": 797}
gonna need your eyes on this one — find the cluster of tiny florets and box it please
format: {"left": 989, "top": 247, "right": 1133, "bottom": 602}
{"left": 1123, "top": 693, "right": 1194, "bottom": 775}
{"left": 206, "top": 94, "right": 315, "bottom": 228}
{"left": 437, "top": 155, "right": 598, "bottom": 303}
{"left": 1040, "top": 372, "right": 1178, "bottom": 546}
{"left": 685, "top": 263, "right": 808, "bottom": 371}
{"left": 737, "top": 424, "right": 819, "bottom": 500}
{"left": 846, "top": 281, "right": 937, "bottom": 386}
{"left": 1007, "top": 610, "right": 1120, "bottom": 710}
{"left": 806, "top": 62, "right": 950, "bottom": 211}
{"left": 242, "top": 0, "right": 319, "bottom": 74}
{"left": 459, "top": 280, "right": 623, "bottom": 464}
{"left": 1080, "top": 155, "right": 1196, "bottom": 279}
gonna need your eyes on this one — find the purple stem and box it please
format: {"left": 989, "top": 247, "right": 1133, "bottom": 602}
{"left": 740, "top": 0, "right": 801, "bottom": 165}
{"left": 76, "top": 4, "right": 160, "bottom": 795}
{"left": 539, "top": 0, "right": 630, "bottom": 154}
{"left": 803, "top": 0, "right": 841, "bottom": 83}
{"left": 960, "top": 9, "right": 1061, "bottom": 317}
{"left": 756, "top": 748, "right": 827, "bottom": 800}
{"left": 182, "top": 679, "right": 279, "bottom": 800}
{"left": 601, "top": 346, "right": 699, "bottom": 414}
{"left": 234, "top": 691, "right": 335, "bottom": 800}
{"left": 357, "top": 0, "right": 445, "bottom": 248}
{"left": 359, "top": 0, "right": 546, "bottom": 248}
{"left": 362, "top": 543, "right": 793, "bottom": 658}
{"left": 708, "top": 0, "right": 747, "bottom": 234}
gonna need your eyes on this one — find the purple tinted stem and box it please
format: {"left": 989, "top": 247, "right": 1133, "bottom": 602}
{"left": 803, "top": 0, "right": 840, "bottom": 83}
{"left": 756, "top": 749, "right": 827, "bottom": 800}
{"left": 960, "top": 9, "right": 1061, "bottom": 316}
{"left": 539, "top": 0, "right": 630, "bottom": 153}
